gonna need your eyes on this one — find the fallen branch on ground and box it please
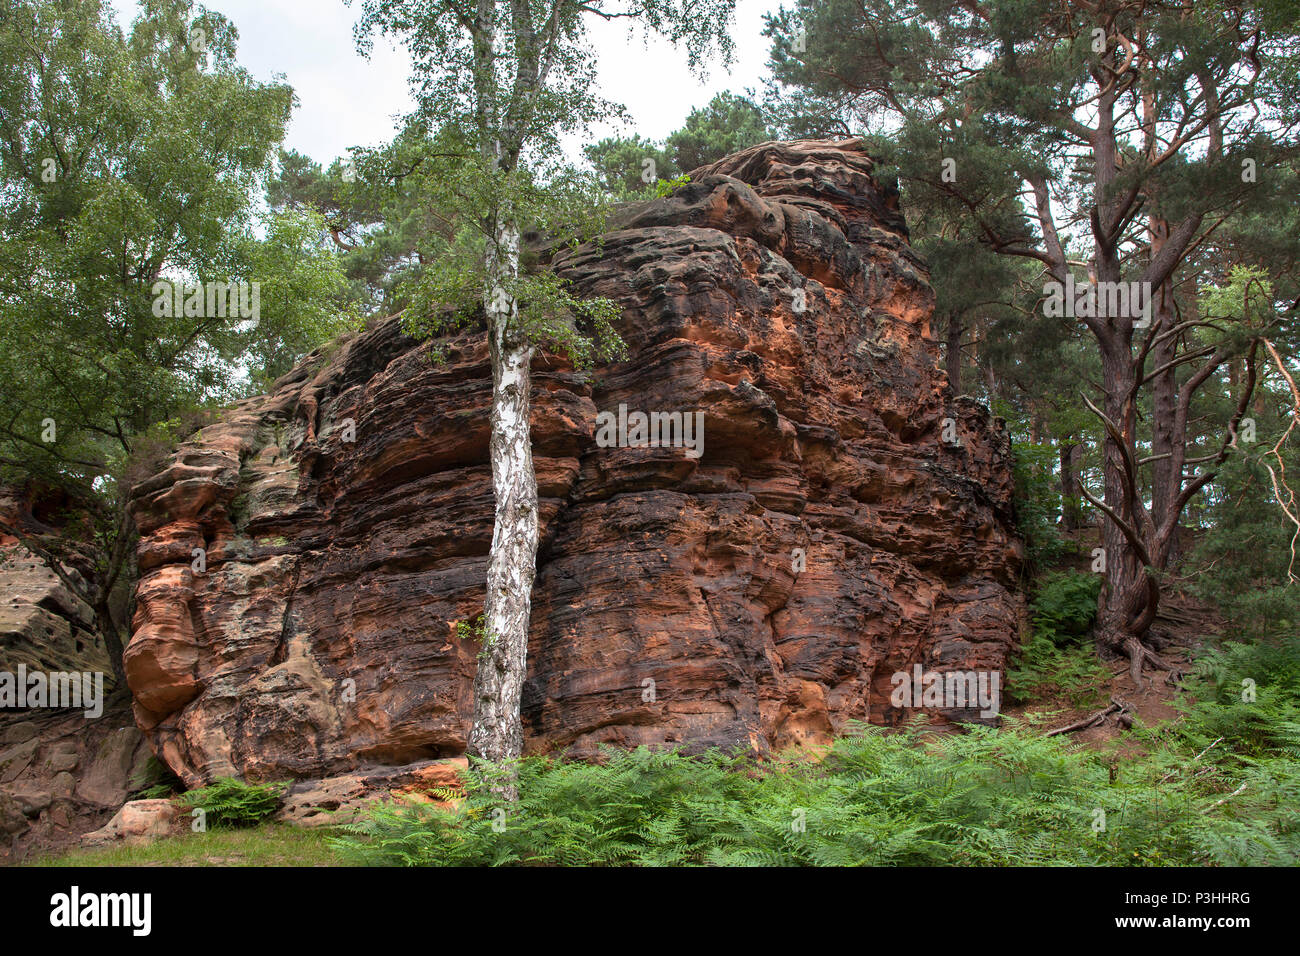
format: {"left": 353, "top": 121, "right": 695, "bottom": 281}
{"left": 1045, "top": 697, "right": 1133, "bottom": 737}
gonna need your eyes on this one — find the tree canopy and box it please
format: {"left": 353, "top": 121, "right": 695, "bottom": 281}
{"left": 0, "top": 0, "right": 352, "bottom": 679}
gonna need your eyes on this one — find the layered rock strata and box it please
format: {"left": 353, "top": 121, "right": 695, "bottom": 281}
{"left": 125, "top": 139, "right": 1022, "bottom": 785}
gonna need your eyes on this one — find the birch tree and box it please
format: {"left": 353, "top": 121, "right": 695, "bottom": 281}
{"left": 350, "top": 0, "right": 736, "bottom": 767}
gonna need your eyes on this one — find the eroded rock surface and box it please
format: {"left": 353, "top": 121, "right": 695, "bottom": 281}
{"left": 81, "top": 798, "right": 180, "bottom": 848}
{"left": 0, "top": 490, "right": 108, "bottom": 675}
{"left": 0, "top": 701, "right": 151, "bottom": 862}
{"left": 126, "top": 139, "right": 1023, "bottom": 786}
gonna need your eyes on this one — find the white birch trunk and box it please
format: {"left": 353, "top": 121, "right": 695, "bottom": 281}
{"left": 467, "top": 217, "right": 539, "bottom": 772}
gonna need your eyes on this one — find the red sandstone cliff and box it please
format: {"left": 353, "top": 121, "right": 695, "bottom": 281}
{"left": 125, "top": 139, "right": 1023, "bottom": 785}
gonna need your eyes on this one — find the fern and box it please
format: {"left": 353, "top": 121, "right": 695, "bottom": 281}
{"left": 330, "top": 640, "right": 1300, "bottom": 867}
{"left": 176, "top": 777, "right": 290, "bottom": 829}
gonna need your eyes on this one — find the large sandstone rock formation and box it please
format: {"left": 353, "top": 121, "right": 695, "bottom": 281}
{"left": 125, "top": 139, "right": 1023, "bottom": 786}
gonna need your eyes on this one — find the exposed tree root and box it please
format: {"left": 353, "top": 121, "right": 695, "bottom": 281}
{"left": 1045, "top": 696, "right": 1134, "bottom": 737}
{"left": 1116, "top": 635, "right": 1182, "bottom": 688}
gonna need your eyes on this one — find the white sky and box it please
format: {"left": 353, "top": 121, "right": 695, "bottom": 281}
{"left": 107, "top": 0, "right": 785, "bottom": 165}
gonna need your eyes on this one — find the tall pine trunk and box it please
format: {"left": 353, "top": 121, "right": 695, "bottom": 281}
{"left": 1095, "top": 342, "right": 1153, "bottom": 678}
{"left": 1059, "top": 439, "right": 1083, "bottom": 532}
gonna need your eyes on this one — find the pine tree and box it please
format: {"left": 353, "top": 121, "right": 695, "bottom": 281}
{"left": 764, "top": 0, "right": 1300, "bottom": 679}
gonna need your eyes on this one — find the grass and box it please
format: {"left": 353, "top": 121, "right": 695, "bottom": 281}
{"left": 30, "top": 823, "right": 353, "bottom": 867}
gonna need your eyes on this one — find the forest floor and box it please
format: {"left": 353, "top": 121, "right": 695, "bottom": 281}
{"left": 1004, "top": 580, "right": 1225, "bottom": 755}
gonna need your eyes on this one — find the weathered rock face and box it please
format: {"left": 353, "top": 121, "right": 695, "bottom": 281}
{"left": 0, "top": 701, "right": 153, "bottom": 863}
{"left": 126, "top": 139, "right": 1022, "bottom": 786}
{"left": 0, "top": 489, "right": 108, "bottom": 675}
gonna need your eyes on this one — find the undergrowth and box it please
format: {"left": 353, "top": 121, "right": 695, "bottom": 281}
{"left": 332, "top": 632, "right": 1299, "bottom": 867}
{"left": 176, "top": 778, "right": 291, "bottom": 829}
{"left": 323, "top": 591, "right": 1300, "bottom": 868}
{"left": 1007, "top": 571, "right": 1109, "bottom": 706}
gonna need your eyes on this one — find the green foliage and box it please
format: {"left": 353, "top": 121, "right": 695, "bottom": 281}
{"left": 176, "top": 777, "right": 290, "bottom": 830}
{"left": 1188, "top": 425, "right": 1300, "bottom": 641}
{"left": 0, "top": 0, "right": 344, "bottom": 484}
{"left": 1007, "top": 638, "right": 1110, "bottom": 709}
{"left": 238, "top": 207, "right": 360, "bottom": 388}
{"left": 584, "top": 92, "right": 769, "bottom": 198}
{"left": 268, "top": 122, "right": 467, "bottom": 316}
{"left": 652, "top": 173, "right": 692, "bottom": 199}
{"left": 334, "top": 702, "right": 1300, "bottom": 866}
{"left": 1030, "top": 571, "right": 1103, "bottom": 645}
{"left": 1006, "top": 571, "right": 1107, "bottom": 706}
{"left": 38, "top": 823, "right": 349, "bottom": 867}
{"left": 0, "top": 0, "right": 348, "bottom": 635}
{"left": 399, "top": 205, "right": 628, "bottom": 371}
{"left": 664, "top": 91, "right": 771, "bottom": 171}
{"left": 133, "top": 784, "right": 176, "bottom": 800}
{"left": 584, "top": 133, "right": 674, "bottom": 196}
{"left": 1170, "top": 636, "right": 1300, "bottom": 764}
{"left": 455, "top": 614, "right": 499, "bottom": 662}
{"left": 331, "top": 2, "right": 648, "bottom": 367}
{"left": 1196, "top": 266, "right": 1280, "bottom": 353}
{"left": 334, "top": 631, "right": 1300, "bottom": 868}
{"left": 1010, "top": 440, "right": 1073, "bottom": 569}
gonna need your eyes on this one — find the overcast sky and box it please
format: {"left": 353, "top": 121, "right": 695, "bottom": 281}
{"left": 107, "top": 0, "right": 785, "bottom": 165}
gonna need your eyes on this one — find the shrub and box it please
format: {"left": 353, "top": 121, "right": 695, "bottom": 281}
{"left": 1010, "top": 440, "right": 1074, "bottom": 570}
{"left": 176, "top": 778, "right": 290, "bottom": 829}
{"left": 1164, "top": 635, "right": 1300, "bottom": 763}
{"left": 1030, "top": 571, "right": 1102, "bottom": 644}
{"left": 1005, "top": 571, "right": 1107, "bottom": 705}
{"left": 1006, "top": 637, "right": 1111, "bottom": 707}
{"left": 1186, "top": 450, "right": 1300, "bottom": 642}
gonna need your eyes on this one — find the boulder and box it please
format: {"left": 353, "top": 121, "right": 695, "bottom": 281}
{"left": 81, "top": 799, "right": 180, "bottom": 847}
{"left": 0, "top": 721, "right": 38, "bottom": 745}
{"left": 0, "top": 789, "right": 28, "bottom": 836}
{"left": 0, "top": 738, "right": 37, "bottom": 784}
{"left": 76, "top": 727, "right": 144, "bottom": 807}
{"left": 3, "top": 783, "right": 52, "bottom": 816}
{"left": 275, "top": 758, "right": 469, "bottom": 827}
